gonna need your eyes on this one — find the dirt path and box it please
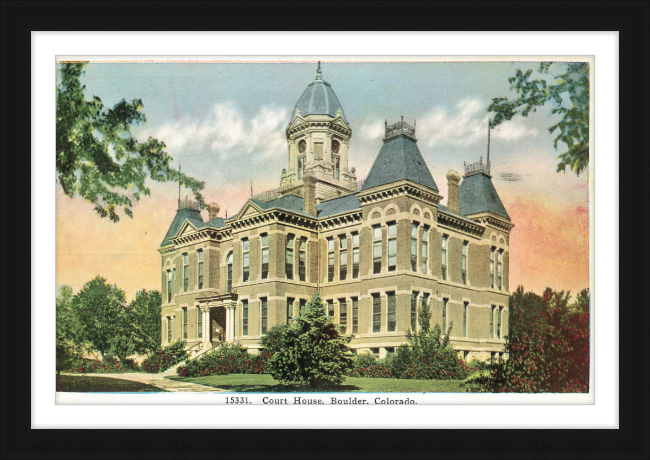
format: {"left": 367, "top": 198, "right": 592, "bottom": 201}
{"left": 67, "top": 372, "right": 225, "bottom": 392}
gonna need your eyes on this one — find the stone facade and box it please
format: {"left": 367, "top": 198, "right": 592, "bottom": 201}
{"left": 159, "top": 65, "right": 513, "bottom": 362}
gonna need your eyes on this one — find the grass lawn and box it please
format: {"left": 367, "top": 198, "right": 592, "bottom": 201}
{"left": 56, "top": 375, "right": 166, "bottom": 392}
{"left": 167, "top": 374, "right": 465, "bottom": 393}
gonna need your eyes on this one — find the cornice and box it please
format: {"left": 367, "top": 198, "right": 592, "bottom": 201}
{"left": 437, "top": 211, "right": 485, "bottom": 237}
{"left": 356, "top": 180, "right": 443, "bottom": 206}
{"left": 466, "top": 212, "right": 515, "bottom": 232}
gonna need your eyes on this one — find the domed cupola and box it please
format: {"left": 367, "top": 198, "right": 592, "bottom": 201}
{"left": 291, "top": 62, "right": 347, "bottom": 123}
{"left": 281, "top": 62, "right": 357, "bottom": 201}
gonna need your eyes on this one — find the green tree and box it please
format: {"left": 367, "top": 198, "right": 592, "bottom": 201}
{"left": 390, "top": 300, "right": 467, "bottom": 380}
{"left": 56, "top": 62, "right": 206, "bottom": 222}
{"left": 488, "top": 61, "right": 590, "bottom": 175}
{"left": 268, "top": 293, "right": 353, "bottom": 388}
{"left": 56, "top": 285, "right": 87, "bottom": 375}
{"left": 126, "top": 289, "right": 162, "bottom": 356}
{"left": 71, "top": 276, "right": 127, "bottom": 358}
{"left": 464, "top": 286, "right": 590, "bottom": 393}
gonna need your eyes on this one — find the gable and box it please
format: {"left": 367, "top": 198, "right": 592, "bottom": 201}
{"left": 233, "top": 201, "right": 263, "bottom": 221}
{"left": 175, "top": 220, "right": 200, "bottom": 239}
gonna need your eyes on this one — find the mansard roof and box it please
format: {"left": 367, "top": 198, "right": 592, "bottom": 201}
{"left": 160, "top": 207, "right": 203, "bottom": 246}
{"left": 459, "top": 172, "right": 510, "bottom": 220}
{"left": 360, "top": 134, "right": 438, "bottom": 192}
{"left": 250, "top": 194, "right": 311, "bottom": 217}
{"left": 316, "top": 193, "right": 361, "bottom": 218}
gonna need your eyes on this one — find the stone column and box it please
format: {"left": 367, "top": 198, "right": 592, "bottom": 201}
{"left": 223, "top": 300, "right": 236, "bottom": 342}
{"left": 201, "top": 306, "right": 210, "bottom": 347}
{"left": 341, "top": 140, "right": 349, "bottom": 175}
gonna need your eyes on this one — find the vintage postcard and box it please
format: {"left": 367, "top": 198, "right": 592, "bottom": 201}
{"left": 55, "top": 56, "right": 593, "bottom": 405}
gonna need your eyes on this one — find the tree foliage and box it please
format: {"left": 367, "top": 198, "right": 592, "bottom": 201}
{"left": 268, "top": 293, "right": 353, "bottom": 387}
{"left": 125, "top": 289, "right": 162, "bottom": 355}
{"left": 56, "top": 62, "right": 206, "bottom": 222}
{"left": 488, "top": 61, "right": 590, "bottom": 175}
{"left": 56, "top": 285, "right": 88, "bottom": 374}
{"left": 71, "top": 276, "right": 128, "bottom": 358}
{"left": 464, "top": 286, "right": 590, "bottom": 393}
{"left": 389, "top": 299, "right": 468, "bottom": 380}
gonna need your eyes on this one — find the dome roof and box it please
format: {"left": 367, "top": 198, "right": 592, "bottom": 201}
{"left": 291, "top": 64, "right": 347, "bottom": 122}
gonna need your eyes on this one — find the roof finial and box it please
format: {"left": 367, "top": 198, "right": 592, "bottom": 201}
{"left": 315, "top": 61, "right": 323, "bottom": 80}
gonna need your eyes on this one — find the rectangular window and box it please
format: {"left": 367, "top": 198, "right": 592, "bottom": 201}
{"left": 327, "top": 237, "right": 335, "bottom": 282}
{"left": 387, "top": 291, "right": 396, "bottom": 332}
{"left": 411, "top": 222, "right": 418, "bottom": 271}
{"left": 339, "top": 299, "right": 347, "bottom": 334}
{"left": 411, "top": 291, "right": 419, "bottom": 331}
{"left": 461, "top": 241, "right": 468, "bottom": 285}
{"left": 287, "top": 297, "right": 295, "bottom": 325}
{"left": 339, "top": 236, "right": 347, "bottom": 280}
{"left": 463, "top": 301, "right": 469, "bottom": 337}
{"left": 299, "top": 237, "right": 307, "bottom": 281}
{"left": 197, "top": 249, "right": 204, "bottom": 289}
{"left": 422, "top": 293, "right": 430, "bottom": 323}
{"left": 260, "top": 297, "right": 268, "bottom": 334}
{"left": 421, "top": 225, "right": 429, "bottom": 274}
{"left": 261, "top": 233, "right": 269, "bottom": 279}
{"left": 442, "top": 298, "right": 448, "bottom": 333}
{"left": 183, "top": 253, "right": 189, "bottom": 291}
{"left": 388, "top": 222, "right": 397, "bottom": 271}
{"left": 182, "top": 308, "right": 187, "bottom": 339}
{"left": 371, "top": 347, "right": 380, "bottom": 358}
{"left": 372, "top": 294, "right": 381, "bottom": 333}
{"left": 226, "top": 253, "right": 233, "bottom": 294}
{"left": 242, "top": 300, "right": 248, "bottom": 336}
{"left": 299, "top": 298, "right": 307, "bottom": 316}
{"left": 352, "top": 232, "right": 360, "bottom": 279}
{"left": 352, "top": 297, "right": 359, "bottom": 333}
{"left": 298, "top": 156, "right": 305, "bottom": 180}
{"left": 167, "top": 270, "right": 173, "bottom": 302}
{"left": 286, "top": 234, "right": 294, "bottom": 279}
{"left": 327, "top": 299, "right": 335, "bottom": 318}
{"left": 497, "top": 306, "right": 503, "bottom": 339}
{"left": 172, "top": 268, "right": 176, "bottom": 295}
{"left": 373, "top": 225, "right": 382, "bottom": 274}
{"left": 490, "top": 305, "right": 495, "bottom": 339}
{"left": 441, "top": 235, "right": 448, "bottom": 280}
{"left": 197, "top": 307, "right": 202, "bottom": 339}
{"left": 314, "top": 142, "right": 323, "bottom": 160}
{"left": 497, "top": 250, "right": 503, "bottom": 290}
{"left": 167, "top": 317, "right": 172, "bottom": 343}
{"left": 385, "top": 347, "right": 395, "bottom": 355}
{"left": 490, "top": 248, "right": 495, "bottom": 289}
{"left": 242, "top": 238, "right": 250, "bottom": 282}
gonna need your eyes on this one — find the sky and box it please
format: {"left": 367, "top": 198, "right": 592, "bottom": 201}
{"left": 56, "top": 60, "right": 590, "bottom": 301}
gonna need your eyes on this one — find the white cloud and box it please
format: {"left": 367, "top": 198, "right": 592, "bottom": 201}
{"left": 359, "top": 120, "right": 384, "bottom": 140}
{"left": 417, "top": 98, "right": 538, "bottom": 148}
{"left": 144, "top": 103, "right": 288, "bottom": 162}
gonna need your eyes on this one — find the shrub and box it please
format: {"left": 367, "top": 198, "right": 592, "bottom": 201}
{"left": 108, "top": 335, "right": 135, "bottom": 364}
{"left": 349, "top": 364, "right": 392, "bottom": 379}
{"left": 178, "top": 343, "right": 271, "bottom": 377}
{"left": 466, "top": 358, "right": 489, "bottom": 371}
{"left": 68, "top": 357, "right": 125, "bottom": 374}
{"left": 463, "top": 287, "right": 590, "bottom": 393}
{"left": 268, "top": 293, "right": 353, "bottom": 388}
{"left": 351, "top": 352, "right": 377, "bottom": 370}
{"left": 141, "top": 340, "right": 188, "bottom": 373}
{"left": 388, "top": 300, "right": 469, "bottom": 381}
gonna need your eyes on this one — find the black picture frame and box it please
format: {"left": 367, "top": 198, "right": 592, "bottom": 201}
{"left": 2, "top": 1, "right": 649, "bottom": 459}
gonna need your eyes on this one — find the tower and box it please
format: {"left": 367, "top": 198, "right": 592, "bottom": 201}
{"left": 281, "top": 62, "right": 357, "bottom": 201}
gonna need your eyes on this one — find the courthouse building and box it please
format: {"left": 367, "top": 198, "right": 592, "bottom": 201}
{"left": 159, "top": 64, "right": 514, "bottom": 361}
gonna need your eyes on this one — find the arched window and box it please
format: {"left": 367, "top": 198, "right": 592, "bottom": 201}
{"left": 226, "top": 251, "right": 233, "bottom": 293}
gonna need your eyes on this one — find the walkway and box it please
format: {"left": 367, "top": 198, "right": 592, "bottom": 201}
{"left": 74, "top": 372, "right": 225, "bottom": 392}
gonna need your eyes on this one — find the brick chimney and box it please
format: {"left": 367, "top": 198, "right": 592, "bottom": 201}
{"left": 446, "top": 170, "right": 461, "bottom": 214}
{"left": 303, "top": 172, "right": 317, "bottom": 216}
{"left": 208, "top": 202, "right": 221, "bottom": 220}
